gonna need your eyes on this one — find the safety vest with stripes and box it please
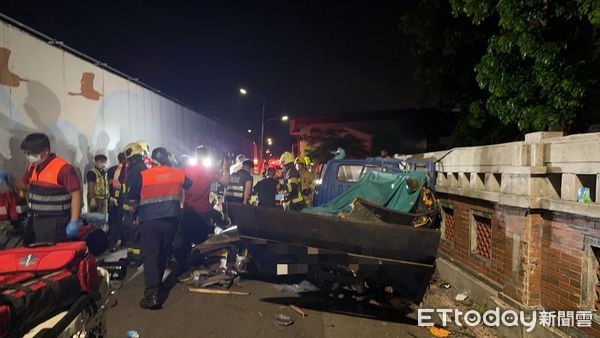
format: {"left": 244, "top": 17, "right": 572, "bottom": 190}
{"left": 225, "top": 170, "right": 252, "bottom": 204}
{"left": 138, "top": 165, "right": 185, "bottom": 222}
{"left": 90, "top": 167, "right": 108, "bottom": 199}
{"left": 27, "top": 156, "right": 72, "bottom": 217}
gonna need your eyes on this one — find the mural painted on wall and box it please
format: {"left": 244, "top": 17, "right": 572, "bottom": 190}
{"left": 68, "top": 72, "right": 102, "bottom": 101}
{"left": 0, "top": 18, "right": 251, "bottom": 182}
{"left": 0, "top": 48, "right": 26, "bottom": 87}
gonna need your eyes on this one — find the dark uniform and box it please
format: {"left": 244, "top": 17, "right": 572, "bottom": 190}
{"left": 129, "top": 164, "right": 191, "bottom": 302}
{"left": 120, "top": 154, "right": 149, "bottom": 245}
{"left": 107, "top": 164, "right": 122, "bottom": 246}
{"left": 282, "top": 164, "right": 305, "bottom": 211}
{"left": 23, "top": 154, "right": 81, "bottom": 244}
{"left": 224, "top": 169, "right": 253, "bottom": 221}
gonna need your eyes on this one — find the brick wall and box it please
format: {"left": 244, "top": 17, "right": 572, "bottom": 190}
{"left": 439, "top": 192, "right": 600, "bottom": 336}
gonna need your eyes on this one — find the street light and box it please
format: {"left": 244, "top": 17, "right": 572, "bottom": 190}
{"left": 239, "top": 87, "right": 266, "bottom": 169}
{"left": 247, "top": 129, "right": 252, "bottom": 133}
{"left": 281, "top": 115, "right": 289, "bottom": 121}
{"left": 267, "top": 138, "right": 273, "bottom": 146}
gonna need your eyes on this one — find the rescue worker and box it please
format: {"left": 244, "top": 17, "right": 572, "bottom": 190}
{"left": 120, "top": 142, "right": 150, "bottom": 246}
{"left": 107, "top": 152, "right": 126, "bottom": 249}
{"left": 175, "top": 145, "right": 229, "bottom": 271}
{"left": 224, "top": 159, "right": 254, "bottom": 220}
{"left": 295, "top": 156, "right": 315, "bottom": 207}
{"left": 0, "top": 133, "right": 82, "bottom": 243}
{"left": 86, "top": 154, "right": 108, "bottom": 214}
{"left": 252, "top": 167, "right": 279, "bottom": 208}
{"left": 229, "top": 154, "right": 246, "bottom": 175}
{"left": 128, "top": 147, "right": 192, "bottom": 310}
{"left": 279, "top": 152, "right": 305, "bottom": 211}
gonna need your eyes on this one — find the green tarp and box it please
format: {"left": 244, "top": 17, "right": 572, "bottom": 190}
{"left": 302, "top": 171, "right": 428, "bottom": 217}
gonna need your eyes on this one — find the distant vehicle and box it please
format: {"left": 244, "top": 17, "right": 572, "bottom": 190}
{"left": 312, "top": 157, "right": 437, "bottom": 206}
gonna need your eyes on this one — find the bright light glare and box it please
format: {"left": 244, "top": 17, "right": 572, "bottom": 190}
{"left": 314, "top": 178, "right": 322, "bottom": 185}
{"left": 240, "top": 88, "right": 247, "bottom": 95}
{"left": 188, "top": 157, "right": 198, "bottom": 166}
{"left": 247, "top": 129, "right": 252, "bottom": 133}
{"left": 281, "top": 115, "right": 289, "bottom": 121}
{"left": 202, "top": 157, "right": 213, "bottom": 167}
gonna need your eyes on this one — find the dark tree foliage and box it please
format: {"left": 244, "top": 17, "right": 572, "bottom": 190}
{"left": 401, "top": 0, "right": 600, "bottom": 146}
{"left": 304, "top": 128, "right": 368, "bottom": 164}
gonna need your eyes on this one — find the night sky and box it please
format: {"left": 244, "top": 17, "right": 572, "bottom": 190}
{"left": 1, "top": 0, "right": 419, "bottom": 153}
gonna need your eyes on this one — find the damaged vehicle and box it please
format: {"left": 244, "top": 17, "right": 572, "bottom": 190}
{"left": 228, "top": 159, "right": 441, "bottom": 309}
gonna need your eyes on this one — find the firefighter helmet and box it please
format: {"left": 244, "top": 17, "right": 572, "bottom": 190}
{"left": 136, "top": 140, "right": 150, "bottom": 156}
{"left": 123, "top": 142, "right": 143, "bottom": 159}
{"left": 280, "top": 152, "right": 295, "bottom": 166}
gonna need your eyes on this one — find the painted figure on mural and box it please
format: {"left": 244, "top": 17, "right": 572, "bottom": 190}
{"left": 0, "top": 47, "right": 26, "bottom": 87}
{"left": 68, "top": 72, "right": 102, "bottom": 101}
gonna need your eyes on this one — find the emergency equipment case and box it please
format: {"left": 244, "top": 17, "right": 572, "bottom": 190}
{"left": 0, "top": 242, "right": 99, "bottom": 337}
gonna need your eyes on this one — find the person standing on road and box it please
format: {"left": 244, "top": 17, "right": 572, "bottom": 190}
{"left": 128, "top": 147, "right": 192, "bottom": 310}
{"left": 279, "top": 152, "right": 305, "bottom": 211}
{"left": 175, "top": 145, "right": 229, "bottom": 271}
{"left": 252, "top": 167, "right": 279, "bottom": 208}
{"left": 107, "top": 152, "right": 126, "bottom": 249}
{"left": 86, "top": 154, "right": 108, "bottom": 214}
{"left": 0, "top": 133, "right": 82, "bottom": 244}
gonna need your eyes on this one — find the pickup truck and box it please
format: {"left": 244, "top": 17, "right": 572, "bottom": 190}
{"left": 312, "top": 157, "right": 436, "bottom": 206}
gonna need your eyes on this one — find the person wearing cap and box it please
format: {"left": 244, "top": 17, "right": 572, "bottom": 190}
{"left": 86, "top": 154, "right": 108, "bottom": 214}
{"left": 1, "top": 133, "right": 82, "bottom": 244}
{"left": 127, "top": 147, "right": 192, "bottom": 310}
{"left": 174, "top": 145, "right": 229, "bottom": 271}
{"left": 229, "top": 154, "right": 247, "bottom": 175}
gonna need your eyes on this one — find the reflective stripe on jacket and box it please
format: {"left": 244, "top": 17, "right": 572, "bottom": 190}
{"left": 28, "top": 156, "right": 72, "bottom": 216}
{"left": 90, "top": 167, "right": 108, "bottom": 199}
{"left": 138, "top": 165, "right": 185, "bottom": 222}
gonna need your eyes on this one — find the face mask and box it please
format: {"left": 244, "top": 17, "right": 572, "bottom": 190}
{"left": 26, "top": 154, "right": 41, "bottom": 163}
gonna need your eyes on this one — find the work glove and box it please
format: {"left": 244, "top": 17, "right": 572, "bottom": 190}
{"left": 66, "top": 220, "right": 80, "bottom": 239}
{"left": 0, "top": 171, "right": 12, "bottom": 183}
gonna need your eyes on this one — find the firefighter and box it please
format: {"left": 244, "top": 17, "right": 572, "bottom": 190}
{"left": 295, "top": 156, "right": 315, "bottom": 207}
{"left": 128, "top": 147, "right": 192, "bottom": 310}
{"left": 2, "top": 133, "right": 82, "bottom": 243}
{"left": 86, "top": 154, "right": 108, "bottom": 214}
{"left": 279, "top": 152, "right": 305, "bottom": 211}
{"left": 119, "top": 141, "right": 151, "bottom": 246}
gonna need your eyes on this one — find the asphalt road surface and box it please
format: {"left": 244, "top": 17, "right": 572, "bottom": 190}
{"left": 106, "top": 268, "right": 433, "bottom": 338}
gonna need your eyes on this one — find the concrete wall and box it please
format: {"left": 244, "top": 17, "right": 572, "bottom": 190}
{"left": 0, "top": 18, "right": 251, "bottom": 187}
{"left": 410, "top": 131, "right": 600, "bottom": 337}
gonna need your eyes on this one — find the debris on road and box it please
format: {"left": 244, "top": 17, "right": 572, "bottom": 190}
{"left": 274, "top": 280, "right": 319, "bottom": 293}
{"left": 440, "top": 282, "right": 451, "bottom": 289}
{"left": 274, "top": 314, "right": 294, "bottom": 326}
{"left": 289, "top": 305, "right": 307, "bottom": 317}
{"left": 455, "top": 291, "right": 468, "bottom": 302}
{"left": 188, "top": 287, "right": 250, "bottom": 296}
{"left": 428, "top": 326, "right": 449, "bottom": 337}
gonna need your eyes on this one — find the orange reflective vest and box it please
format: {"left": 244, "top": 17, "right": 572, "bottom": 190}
{"left": 139, "top": 165, "right": 185, "bottom": 222}
{"left": 27, "top": 156, "right": 72, "bottom": 216}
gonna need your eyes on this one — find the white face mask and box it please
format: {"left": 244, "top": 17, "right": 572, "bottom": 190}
{"left": 26, "top": 154, "right": 41, "bottom": 163}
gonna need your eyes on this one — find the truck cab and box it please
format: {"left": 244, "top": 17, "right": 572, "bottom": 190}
{"left": 312, "top": 157, "right": 436, "bottom": 207}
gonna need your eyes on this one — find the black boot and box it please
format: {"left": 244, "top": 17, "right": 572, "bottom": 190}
{"left": 139, "top": 294, "right": 162, "bottom": 310}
